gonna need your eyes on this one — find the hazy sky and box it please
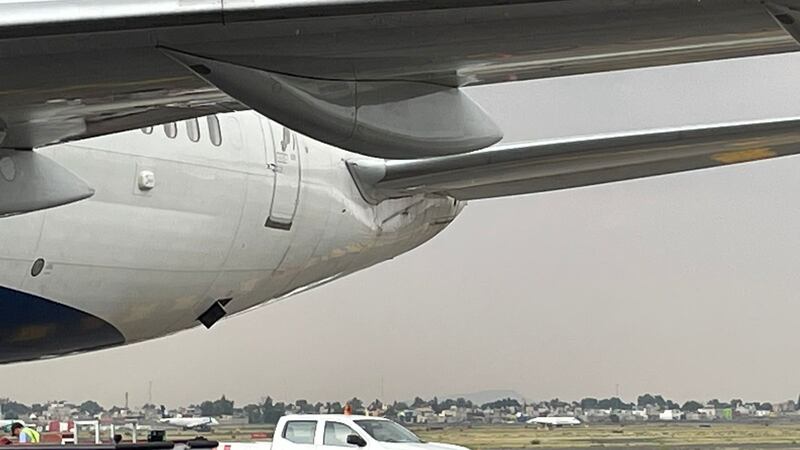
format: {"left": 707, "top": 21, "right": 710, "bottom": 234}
{"left": 4, "top": 53, "right": 800, "bottom": 409}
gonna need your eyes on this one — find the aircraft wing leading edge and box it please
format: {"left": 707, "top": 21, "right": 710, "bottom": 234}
{"left": 0, "top": 0, "right": 798, "bottom": 158}
{"left": 347, "top": 118, "right": 800, "bottom": 202}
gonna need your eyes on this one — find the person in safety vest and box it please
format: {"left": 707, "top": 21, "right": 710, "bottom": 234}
{"left": 11, "top": 423, "right": 39, "bottom": 444}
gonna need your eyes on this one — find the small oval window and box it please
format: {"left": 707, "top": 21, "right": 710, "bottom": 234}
{"left": 31, "top": 258, "right": 45, "bottom": 277}
{"left": 164, "top": 122, "right": 177, "bottom": 139}
{"left": 207, "top": 115, "right": 222, "bottom": 147}
{"left": 186, "top": 118, "right": 201, "bottom": 143}
{"left": 141, "top": 126, "right": 153, "bottom": 135}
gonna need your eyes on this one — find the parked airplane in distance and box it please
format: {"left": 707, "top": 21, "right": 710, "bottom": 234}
{"left": 159, "top": 417, "right": 219, "bottom": 432}
{"left": 0, "top": 420, "right": 24, "bottom": 430}
{"left": 527, "top": 417, "right": 582, "bottom": 428}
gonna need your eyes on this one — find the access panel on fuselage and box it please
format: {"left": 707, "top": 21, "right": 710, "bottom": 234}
{"left": 263, "top": 119, "right": 301, "bottom": 230}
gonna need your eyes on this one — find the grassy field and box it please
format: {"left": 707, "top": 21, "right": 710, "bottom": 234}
{"left": 412, "top": 423, "right": 800, "bottom": 449}
{"left": 160, "top": 422, "right": 800, "bottom": 449}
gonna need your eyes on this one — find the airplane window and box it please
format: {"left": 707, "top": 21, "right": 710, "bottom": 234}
{"left": 141, "top": 126, "right": 153, "bottom": 135}
{"left": 164, "top": 122, "right": 177, "bottom": 139}
{"left": 207, "top": 115, "right": 222, "bottom": 147}
{"left": 186, "top": 118, "right": 201, "bottom": 143}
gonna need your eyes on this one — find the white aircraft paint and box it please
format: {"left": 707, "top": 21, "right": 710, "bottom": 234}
{"left": 0, "top": 111, "right": 462, "bottom": 363}
{"left": 159, "top": 417, "right": 219, "bottom": 430}
{"left": 527, "top": 417, "right": 581, "bottom": 427}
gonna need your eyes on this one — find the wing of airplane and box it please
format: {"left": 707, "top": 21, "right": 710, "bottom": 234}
{"left": 4, "top": 0, "right": 800, "bottom": 217}
{"left": 1, "top": 0, "right": 800, "bottom": 159}
{"left": 346, "top": 117, "right": 800, "bottom": 202}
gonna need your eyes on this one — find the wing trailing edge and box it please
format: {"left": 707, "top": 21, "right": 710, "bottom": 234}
{"left": 347, "top": 118, "right": 800, "bottom": 203}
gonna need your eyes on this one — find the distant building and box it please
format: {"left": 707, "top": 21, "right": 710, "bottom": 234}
{"left": 684, "top": 412, "right": 702, "bottom": 421}
{"left": 777, "top": 401, "right": 797, "bottom": 413}
{"left": 697, "top": 408, "right": 716, "bottom": 421}
{"left": 659, "top": 410, "right": 681, "bottom": 421}
{"left": 45, "top": 403, "right": 76, "bottom": 421}
{"left": 397, "top": 410, "right": 416, "bottom": 424}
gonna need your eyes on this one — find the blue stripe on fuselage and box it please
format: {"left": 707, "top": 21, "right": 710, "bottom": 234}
{"left": 0, "top": 285, "right": 124, "bottom": 363}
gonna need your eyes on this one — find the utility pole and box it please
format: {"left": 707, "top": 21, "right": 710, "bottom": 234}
{"left": 125, "top": 392, "right": 129, "bottom": 410}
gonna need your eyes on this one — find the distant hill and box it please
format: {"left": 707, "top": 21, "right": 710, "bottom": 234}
{"left": 442, "top": 390, "right": 525, "bottom": 405}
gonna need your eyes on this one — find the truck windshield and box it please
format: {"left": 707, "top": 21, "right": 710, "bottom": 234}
{"left": 354, "top": 420, "right": 422, "bottom": 443}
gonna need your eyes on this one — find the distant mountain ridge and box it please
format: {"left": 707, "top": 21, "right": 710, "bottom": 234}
{"left": 441, "top": 390, "right": 524, "bottom": 405}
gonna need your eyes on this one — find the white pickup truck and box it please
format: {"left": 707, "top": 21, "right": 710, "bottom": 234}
{"left": 221, "top": 415, "right": 467, "bottom": 450}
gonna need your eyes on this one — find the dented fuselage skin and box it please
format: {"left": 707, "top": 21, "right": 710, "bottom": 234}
{"left": 0, "top": 111, "right": 461, "bottom": 363}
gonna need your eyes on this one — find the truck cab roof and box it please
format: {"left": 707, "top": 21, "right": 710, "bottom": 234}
{"left": 280, "top": 415, "right": 385, "bottom": 421}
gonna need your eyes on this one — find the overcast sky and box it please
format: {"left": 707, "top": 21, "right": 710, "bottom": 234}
{"left": 4, "top": 52, "right": 800, "bottom": 409}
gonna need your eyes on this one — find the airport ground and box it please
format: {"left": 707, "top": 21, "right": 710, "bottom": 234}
{"left": 158, "top": 422, "right": 800, "bottom": 450}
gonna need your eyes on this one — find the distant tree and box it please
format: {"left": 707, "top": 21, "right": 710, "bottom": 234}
{"left": 580, "top": 398, "right": 599, "bottom": 410}
{"left": 411, "top": 397, "right": 427, "bottom": 408}
{"left": 638, "top": 394, "right": 670, "bottom": 409}
{"left": 294, "top": 400, "right": 315, "bottom": 414}
{"left": 438, "top": 399, "right": 454, "bottom": 411}
{"left": 682, "top": 401, "right": 703, "bottom": 412}
{"left": 243, "top": 404, "right": 263, "bottom": 424}
{"left": 200, "top": 401, "right": 215, "bottom": 416}
{"left": 2, "top": 402, "right": 30, "bottom": 419}
{"left": 455, "top": 398, "right": 473, "bottom": 409}
{"left": 369, "top": 399, "right": 384, "bottom": 412}
{"left": 666, "top": 400, "right": 680, "bottom": 410}
{"left": 329, "top": 402, "right": 344, "bottom": 414}
{"left": 637, "top": 394, "right": 656, "bottom": 408}
{"left": 394, "top": 402, "right": 409, "bottom": 411}
{"left": 79, "top": 401, "right": 104, "bottom": 416}
{"left": 348, "top": 398, "right": 364, "bottom": 414}
{"left": 597, "top": 398, "right": 632, "bottom": 410}
{"left": 758, "top": 403, "right": 773, "bottom": 411}
{"left": 261, "top": 397, "right": 285, "bottom": 424}
{"left": 481, "top": 398, "right": 520, "bottom": 410}
{"left": 212, "top": 396, "right": 234, "bottom": 416}
{"left": 709, "top": 399, "right": 731, "bottom": 409}
{"left": 30, "top": 404, "right": 45, "bottom": 417}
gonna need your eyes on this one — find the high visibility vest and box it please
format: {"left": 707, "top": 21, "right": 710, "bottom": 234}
{"left": 20, "top": 427, "right": 40, "bottom": 443}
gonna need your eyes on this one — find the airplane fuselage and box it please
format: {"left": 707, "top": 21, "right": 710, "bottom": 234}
{"left": 0, "top": 111, "right": 461, "bottom": 363}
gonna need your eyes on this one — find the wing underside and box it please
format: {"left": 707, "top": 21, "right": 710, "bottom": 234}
{"left": 0, "top": 0, "right": 798, "bottom": 157}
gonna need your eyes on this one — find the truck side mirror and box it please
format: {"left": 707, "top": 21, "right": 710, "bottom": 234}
{"left": 347, "top": 434, "right": 367, "bottom": 447}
